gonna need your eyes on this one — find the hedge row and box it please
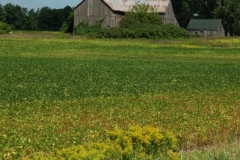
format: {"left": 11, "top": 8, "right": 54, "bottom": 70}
{"left": 74, "top": 21, "right": 189, "bottom": 39}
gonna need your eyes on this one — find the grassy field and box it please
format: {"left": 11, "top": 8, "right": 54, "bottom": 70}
{"left": 0, "top": 32, "right": 240, "bottom": 159}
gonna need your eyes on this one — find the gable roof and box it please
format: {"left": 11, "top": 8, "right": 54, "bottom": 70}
{"left": 74, "top": 0, "right": 170, "bottom": 13}
{"left": 186, "top": 19, "right": 222, "bottom": 31}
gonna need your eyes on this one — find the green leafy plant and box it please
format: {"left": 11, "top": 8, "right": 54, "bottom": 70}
{"left": 120, "top": 3, "right": 162, "bottom": 28}
{"left": 0, "top": 21, "right": 11, "bottom": 34}
{"left": 74, "top": 17, "right": 106, "bottom": 37}
{"left": 59, "top": 12, "right": 74, "bottom": 34}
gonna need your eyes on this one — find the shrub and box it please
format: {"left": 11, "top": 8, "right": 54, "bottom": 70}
{"left": 104, "top": 24, "right": 189, "bottom": 39}
{"left": 27, "top": 125, "right": 179, "bottom": 160}
{"left": 161, "top": 24, "right": 190, "bottom": 38}
{"left": 0, "top": 21, "right": 11, "bottom": 34}
{"left": 120, "top": 3, "right": 162, "bottom": 28}
{"left": 74, "top": 18, "right": 106, "bottom": 37}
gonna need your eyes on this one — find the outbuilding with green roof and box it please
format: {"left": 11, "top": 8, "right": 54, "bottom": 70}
{"left": 186, "top": 19, "right": 225, "bottom": 37}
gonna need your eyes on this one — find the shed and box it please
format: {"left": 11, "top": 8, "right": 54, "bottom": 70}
{"left": 186, "top": 19, "right": 225, "bottom": 37}
{"left": 74, "top": 0, "right": 179, "bottom": 28}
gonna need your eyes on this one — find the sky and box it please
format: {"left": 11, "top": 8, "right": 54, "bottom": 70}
{"left": 0, "top": 0, "right": 81, "bottom": 10}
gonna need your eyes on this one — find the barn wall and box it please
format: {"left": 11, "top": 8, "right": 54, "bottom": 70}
{"left": 216, "top": 22, "right": 225, "bottom": 37}
{"left": 74, "top": 0, "right": 124, "bottom": 28}
{"left": 188, "top": 29, "right": 225, "bottom": 37}
{"left": 161, "top": 0, "right": 178, "bottom": 26}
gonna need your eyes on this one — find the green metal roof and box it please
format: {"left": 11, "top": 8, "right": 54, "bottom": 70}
{"left": 186, "top": 19, "right": 222, "bottom": 31}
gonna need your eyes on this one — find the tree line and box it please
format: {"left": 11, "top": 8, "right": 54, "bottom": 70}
{"left": 0, "top": 0, "right": 240, "bottom": 35}
{"left": 0, "top": 3, "right": 72, "bottom": 31}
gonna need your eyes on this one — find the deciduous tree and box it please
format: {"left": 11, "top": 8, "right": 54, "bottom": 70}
{"left": 120, "top": 3, "right": 162, "bottom": 28}
{"left": 0, "top": 4, "right": 6, "bottom": 22}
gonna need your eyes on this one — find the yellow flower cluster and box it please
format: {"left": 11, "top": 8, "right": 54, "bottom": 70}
{"left": 208, "top": 37, "right": 240, "bottom": 48}
{"left": 106, "top": 125, "right": 178, "bottom": 159}
{"left": 28, "top": 125, "right": 178, "bottom": 160}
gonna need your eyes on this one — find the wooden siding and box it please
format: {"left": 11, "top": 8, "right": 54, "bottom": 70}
{"left": 160, "top": 0, "right": 178, "bottom": 26}
{"left": 188, "top": 23, "right": 225, "bottom": 37}
{"left": 74, "top": 0, "right": 124, "bottom": 28}
{"left": 188, "top": 29, "right": 225, "bottom": 37}
{"left": 216, "top": 22, "right": 225, "bottom": 37}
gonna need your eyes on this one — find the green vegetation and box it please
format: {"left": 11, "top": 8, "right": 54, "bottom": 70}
{"left": 119, "top": 3, "right": 162, "bottom": 28}
{"left": 0, "top": 21, "right": 11, "bottom": 34}
{"left": 74, "top": 18, "right": 106, "bottom": 38}
{"left": 0, "top": 3, "right": 72, "bottom": 31}
{"left": 0, "top": 32, "right": 240, "bottom": 159}
{"left": 59, "top": 12, "right": 74, "bottom": 34}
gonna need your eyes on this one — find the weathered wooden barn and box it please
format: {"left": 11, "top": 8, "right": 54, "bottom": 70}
{"left": 74, "top": 0, "right": 179, "bottom": 28}
{"left": 186, "top": 19, "right": 225, "bottom": 37}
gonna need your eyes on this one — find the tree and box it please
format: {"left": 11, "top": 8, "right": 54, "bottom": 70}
{"left": 213, "top": 0, "right": 240, "bottom": 35}
{"left": 198, "top": 0, "right": 219, "bottom": 18}
{"left": 172, "top": 0, "right": 199, "bottom": 28}
{"left": 38, "top": 6, "right": 72, "bottom": 31}
{"left": 20, "top": 7, "right": 28, "bottom": 29}
{"left": 37, "top": 7, "right": 53, "bottom": 30}
{"left": 3, "top": 3, "right": 27, "bottom": 30}
{"left": 25, "top": 9, "right": 38, "bottom": 30}
{"left": 120, "top": 3, "right": 162, "bottom": 28}
{"left": 60, "top": 12, "right": 74, "bottom": 33}
{"left": 0, "top": 4, "right": 6, "bottom": 22}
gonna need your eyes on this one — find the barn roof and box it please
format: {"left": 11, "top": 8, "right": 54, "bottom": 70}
{"left": 186, "top": 19, "right": 222, "bottom": 31}
{"left": 74, "top": 0, "right": 170, "bottom": 13}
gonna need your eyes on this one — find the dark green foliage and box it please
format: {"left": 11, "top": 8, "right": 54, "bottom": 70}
{"left": 37, "top": 7, "right": 55, "bottom": 31}
{"left": 37, "top": 6, "right": 72, "bottom": 31}
{"left": 59, "top": 12, "right": 74, "bottom": 33}
{"left": 0, "top": 3, "right": 72, "bottom": 31}
{"left": 74, "top": 18, "right": 106, "bottom": 37}
{"left": 233, "top": 22, "right": 240, "bottom": 36}
{"left": 3, "top": 3, "right": 26, "bottom": 30}
{"left": 25, "top": 9, "right": 38, "bottom": 30}
{"left": 161, "top": 24, "right": 190, "bottom": 38}
{"left": 100, "top": 23, "right": 189, "bottom": 39}
{"left": 0, "top": 21, "right": 11, "bottom": 34}
{"left": 0, "top": 4, "right": 6, "bottom": 22}
{"left": 213, "top": 0, "right": 240, "bottom": 35}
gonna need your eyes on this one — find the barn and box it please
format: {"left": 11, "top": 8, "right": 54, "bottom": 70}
{"left": 186, "top": 19, "right": 225, "bottom": 37}
{"left": 74, "top": 0, "right": 179, "bottom": 28}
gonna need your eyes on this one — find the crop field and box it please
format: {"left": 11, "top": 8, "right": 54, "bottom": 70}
{"left": 0, "top": 32, "right": 240, "bottom": 159}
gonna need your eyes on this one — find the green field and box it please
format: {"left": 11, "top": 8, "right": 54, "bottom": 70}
{"left": 0, "top": 32, "right": 240, "bottom": 159}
